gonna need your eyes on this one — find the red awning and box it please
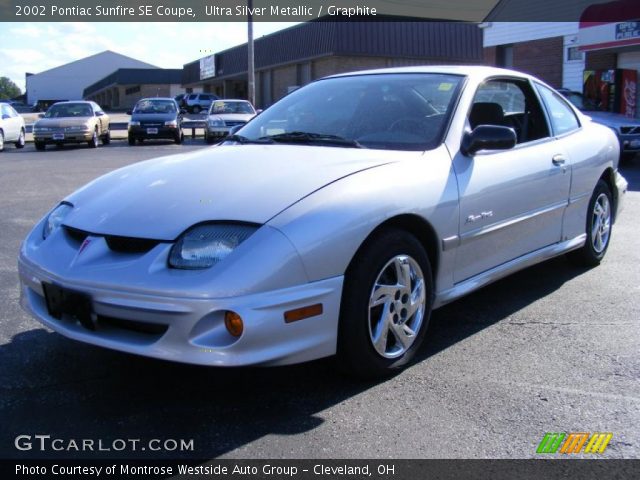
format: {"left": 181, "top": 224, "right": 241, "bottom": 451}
{"left": 580, "top": 0, "right": 640, "bottom": 27}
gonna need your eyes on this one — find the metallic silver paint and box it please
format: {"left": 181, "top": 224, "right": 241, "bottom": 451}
{"left": 18, "top": 66, "right": 628, "bottom": 367}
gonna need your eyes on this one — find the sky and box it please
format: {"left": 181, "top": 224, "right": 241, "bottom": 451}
{"left": 0, "top": 22, "right": 300, "bottom": 92}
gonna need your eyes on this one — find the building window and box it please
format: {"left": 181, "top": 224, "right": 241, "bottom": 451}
{"left": 566, "top": 47, "right": 584, "bottom": 62}
{"left": 496, "top": 45, "right": 513, "bottom": 68}
{"left": 125, "top": 85, "right": 141, "bottom": 96}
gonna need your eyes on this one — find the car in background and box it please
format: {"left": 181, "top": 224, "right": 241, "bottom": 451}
{"left": 18, "top": 66, "right": 627, "bottom": 378}
{"left": 127, "top": 97, "right": 185, "bottom": 145}
{"left": 32, "top": 101, "right": 110, "bottom": 151}
{"left": 558, "top": 89, "right": 640, "bottom": 160}
{"left": 204, "top": 99, "right": 258, "bottom": 143}
{"left": 185, "top": 93, "right": 219, "bottom": 114}
{"left": 0, "top": 102, "right": 26, "bottom": 151}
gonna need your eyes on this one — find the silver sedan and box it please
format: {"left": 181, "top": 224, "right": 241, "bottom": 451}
{"left": 18, "top": 66, "right": 627, "bottom": 377}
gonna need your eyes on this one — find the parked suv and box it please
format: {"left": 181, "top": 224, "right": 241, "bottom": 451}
{"left": 0, "top": 102, "right": 26, "bottom": 151}
{"left": 185, "top": 93, "right": 219, "bottom": 114}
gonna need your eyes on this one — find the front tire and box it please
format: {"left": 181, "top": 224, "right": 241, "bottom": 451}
{"left": 15, "top": 129, "right": 25, "bottom": 148}
{"left": 0, "top": 130, "right": 4, "bottom": 152}
{"left": 337, "top": 228, "right": 433, "bottom": 378}
{"left": 128, "top": 135, "right": 136, "bottom": 146}
{"left": 88, "top": 129, "right": 98, "bottom": 148}
{"left": 568, "top": 179, "right": 613, "bottom": 267}
{"left": 174, "top": 130, "right": 183, "bottom": 144}
{"left": 101, "top": 130, "right": 111, "bottom": 145}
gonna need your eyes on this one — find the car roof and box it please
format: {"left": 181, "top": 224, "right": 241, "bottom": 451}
{"left": 136, "top": 97, "right": 176, "bottom": 102}
{"left": 51, "top": 101, "right": 92, "bottom": 105}
{"left": 326, "top": 65, "right": 538, "bottom": 82}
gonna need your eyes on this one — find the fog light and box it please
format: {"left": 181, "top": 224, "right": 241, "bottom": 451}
{"left": 224, "top": 311, "right": 243, "bottom": 337}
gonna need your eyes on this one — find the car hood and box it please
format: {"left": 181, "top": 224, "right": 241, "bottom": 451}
{"left": 63, "top": 144, "right": 397, "bottom": 240}
{"left": 586, "top": 111, "right": 640, "bottom": 127}
{"left": 130, "top": 112, "right": 177, "bottom": 122}
{"left": 35, "top": 117, "right": 93, "bottom": 127}
{"left": 208, "top": 113, "right": 255, "bottom": 122}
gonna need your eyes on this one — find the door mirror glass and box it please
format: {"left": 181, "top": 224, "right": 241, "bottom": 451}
{"left": 461, "top": 125, "right": 517, "bottom": 156}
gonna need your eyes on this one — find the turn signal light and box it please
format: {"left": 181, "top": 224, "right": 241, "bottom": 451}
{"left": 284, "top": 303, "right": 323, "bottom": 323}
{"left": 224, "top": 311, "right": 244, "bottom": 337}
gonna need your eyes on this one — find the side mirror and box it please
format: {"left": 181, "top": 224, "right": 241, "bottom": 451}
{"left": 228, "top": 125, "right": 243, "bottom": 136}
{"left": 461, "top": 125, "right": 517, "bottom": 156}
{"left": 95, "top": 111, "right": 104, "bottom": 117}
{"left": 1, "top": 114, "right": 9, "bottom": 120}
{"left": 126, "top": 110, "right": 132, "bottom": 115}
{"left": 38, "top": 113, "right": 45, "bottom": 119}
{"left": 255, "top": 109, "right": 263, "bottom": 115}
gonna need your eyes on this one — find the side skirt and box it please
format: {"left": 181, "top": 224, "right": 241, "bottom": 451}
{"left": 433, "top": 234, "right": 587, "bottom": 309}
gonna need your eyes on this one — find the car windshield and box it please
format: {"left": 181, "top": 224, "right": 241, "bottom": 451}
{"left": 45, "top": 103, "right": 92, "bottom": 118}
{"left": 234, "top": 73, "right": 463, "bottom": 150}
{"left": 210, "top": 100, "right": 255, "bottom": 115}
{"left": 133, "top": 99, "right": 176, "bottom": 114}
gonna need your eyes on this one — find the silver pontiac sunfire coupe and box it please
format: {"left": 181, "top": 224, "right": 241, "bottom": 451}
{"left": 19, "top": 66, "right": 628, "bottom": 377}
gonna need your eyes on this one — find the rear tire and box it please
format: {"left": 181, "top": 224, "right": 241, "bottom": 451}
{"left": 101, "top": 130, "right": 111, "bottom": 145}
{"left": 15, "top": 129, "right": 25, "bottom": 148}
{"left": 128, "top": 135, "right": 136, "bottom": 146}
{"left": 336, "top": 228, "right": 433, "bottom": 378}
{"left": 567, "top": 179, "right": 613, "bottom": 267}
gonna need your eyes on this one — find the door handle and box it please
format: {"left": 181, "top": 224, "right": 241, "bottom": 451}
{"left": 552, "top": 154, "right": 566, "bottom": 166}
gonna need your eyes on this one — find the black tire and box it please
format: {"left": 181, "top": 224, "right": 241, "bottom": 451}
{"left": 88, "top": 129, "right": 98, "bottom": 148}
{"left": 15, "top": 129, "right": 26, "bottom": 148}
{"left": 128, "top": 135, "right": 136, "bottom": 146}
{"left": 567, "top": 179, "right": 613, "bottom": 267}
{"left": 0, "top": 130, "right": 4, "bottom": 152}
{"left": 35, "top": 141, "right": 46, "bottom": 151}
{"left": 101, "top": 130, "right": 111, "bottom": 145}
{"left": 336, "top": 228, "right": 433, "bottom": 378}
{"left": 137, "top": 138, "right": 144, "bottom": 144}
{"left": 174, "top": 130, "right": 183, "bottom": 145}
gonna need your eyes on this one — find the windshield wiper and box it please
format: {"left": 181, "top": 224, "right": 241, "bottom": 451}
{"left": 259, "top": 131, "right": 363, "bottom": 148}
{"left": 224, "top": 134, "right": 273, "bottom": 145}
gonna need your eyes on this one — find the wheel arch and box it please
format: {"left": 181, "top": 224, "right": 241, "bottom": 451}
{"left": 599, "top": 167, "right": 617, "bottom": 220}
{"left": 346, "top": 214, "right": 440, "bottom": 286}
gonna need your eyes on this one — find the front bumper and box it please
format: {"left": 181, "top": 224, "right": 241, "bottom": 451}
{"left": 129, "top": 126, "right": 180, "bottom": 140}
{"left": 34, "top": 132, "right": 93, "bottom": 144}
{"left": 205, "top": 126, "right": 232, "bottom": 139}
{"left": 19, "top": 255, "right": 342, "bottom": 367}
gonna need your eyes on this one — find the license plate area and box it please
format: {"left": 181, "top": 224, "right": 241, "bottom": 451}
{"left": 146, "top": 128, "right": 158, "bottom": 134}
{"left": 52, "top": 133, "right": 65, "bottom": 140}
{"left": 42, "top": 282, "right": 96, "bottom": 330}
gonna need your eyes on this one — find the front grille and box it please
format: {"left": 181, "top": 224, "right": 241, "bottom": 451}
{"left": 225, "top": 120, "right": 246, "bottom": 127}
{"left": 105, "top": 235, "right": 160, "bottom": 254}
{"left": 64, "top": 226, "right": 89, "bottom": 243}
{"left": 98, "top": 315, "right": 168, "bottom": 335}
{"left": 620, "top": 126, "right": 640, "bottom": 135}
{"left": 64, "top": 227, "right": 160, "bottom": 254}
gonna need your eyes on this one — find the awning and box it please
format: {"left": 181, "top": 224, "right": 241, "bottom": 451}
{"left": 579, "top": 0, "right": 640, "bottom": 51}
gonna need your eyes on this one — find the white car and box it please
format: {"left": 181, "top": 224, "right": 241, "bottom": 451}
{"left": 204, "top": 99, "right": 257, "bottom": 143}
{"left": 18, "top": 66, "right": 627, "bottom": 377}
{"left": 0, "top": 102, "right": 26, "bottom": 151}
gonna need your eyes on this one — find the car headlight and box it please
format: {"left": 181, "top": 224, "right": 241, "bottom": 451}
{"left": 164, "top": 120, "right": 177, "bottom": 127}
{"left": 129, "top": 121, "right": 140, "bottom": 127}
{"left": 169, "top": 223, "right": 258, "bottom": 269}
{"left": 43, "top": 203, "right": 73, "bottom": 239}
{"left": 208, "top": 119, "right": 225, "bottom": 127}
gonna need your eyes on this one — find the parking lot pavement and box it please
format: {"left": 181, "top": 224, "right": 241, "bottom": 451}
{"left": 0, "top": 145, "right": 638, "bottom": 459}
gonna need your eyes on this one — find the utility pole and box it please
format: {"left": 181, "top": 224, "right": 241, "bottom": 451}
{"left": 247, "top": 0, "right": 256, "bottom": 106}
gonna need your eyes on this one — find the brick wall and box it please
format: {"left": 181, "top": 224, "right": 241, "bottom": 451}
{"left": 512, "top": 37, "right": 564, "bottom": 88}
{"left": 585, "top": 51, "right": 617, "bottom": 71}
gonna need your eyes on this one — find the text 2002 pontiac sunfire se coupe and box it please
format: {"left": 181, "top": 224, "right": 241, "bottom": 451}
{"left": 19, "top": 67, "right": 628, "bottom": 377}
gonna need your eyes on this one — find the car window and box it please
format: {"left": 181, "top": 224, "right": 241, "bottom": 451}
{"left": 0, "top": 105, "right": 9, "bottom": 117}
{"left": 536, "top": 84, "right": 581, "bottom": 136}
{"left": 238, "top": 73, "right": 464, "bottom": 151}
{"left": 211, "top": 101, "right": 255, "bottom": 114}
{"left": 45, "top": 103, "right": 93, "bottom": 118}
{"left": 8, "top": 105, "right": 19, "bottom": 117}
{"left": 469, "top": 78, "right": 549, "bottom": 144}
{"left": 133, "top": 99, "right": 177, "bottom": 114}
{"left": 188, "top": 94, "right": 197, "bottom": 100}
{"left": 200, "top": 94, "right": 212, "bottom": 101}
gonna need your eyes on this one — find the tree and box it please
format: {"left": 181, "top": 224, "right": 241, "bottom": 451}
{"left": 0, "top": 77, "right": 21, "bottom": 100}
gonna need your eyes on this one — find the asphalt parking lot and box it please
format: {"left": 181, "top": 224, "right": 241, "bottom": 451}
{"left": 0, "top": 141, "right": 638, "bottom": 460}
